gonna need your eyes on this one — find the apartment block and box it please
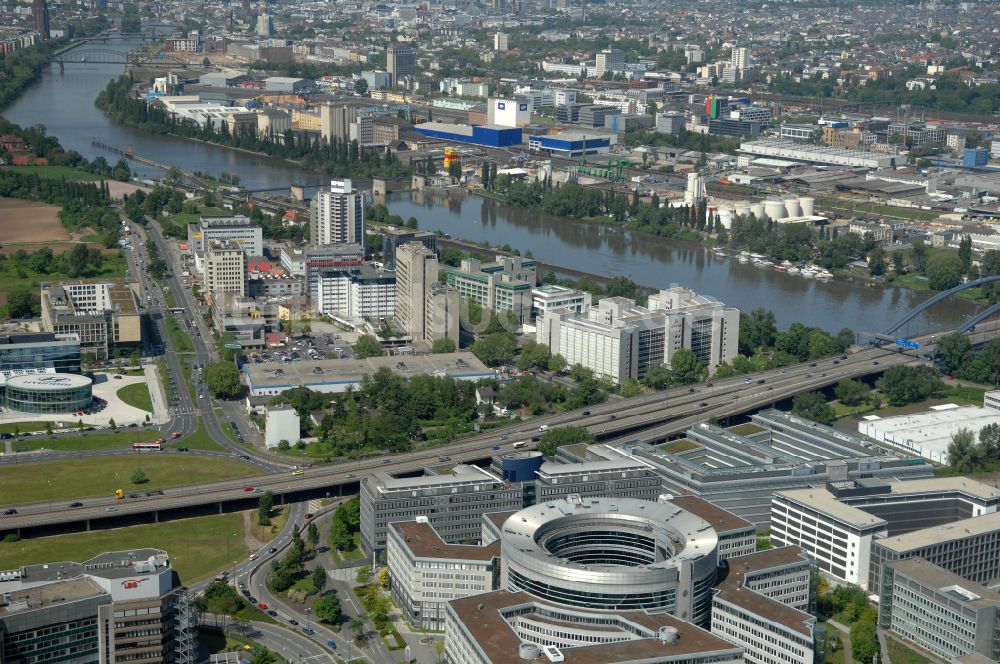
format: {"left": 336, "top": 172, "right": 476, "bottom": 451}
{"left": 279, "top": 244, "right": 364, "bottom": 309}
{"left": 879, "top": 558, "right": 1000, "bottom": 661}
{"left": 40, "top": 280, "right": 142, "bottom": 360}
{"left": 309, "top": 180, "right": 365, "bottom": 246}
{"left": 531, "top": 284, "right": 591, "bottom": 320}
{"left": 538, "top": 286, "right": 739, "bottom": 384}
{"left": 210, "top": 293, "right": 276, "bottom": 348}
{"left": 445, "top": 256, "right": 536, "bottom": 324}
{"left": 315, "top": 266, "right": 395, "bottom": 320}
{"left": 203, "top": 239, "right": 247, "bottom": 299}
{"left": 187, "top": 216, "right": 262, "bottom": 273}
{"left": 387, "top": 519, "right": 500, "bottom": 630}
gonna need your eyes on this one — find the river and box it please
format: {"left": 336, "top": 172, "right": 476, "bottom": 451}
{"left": 1, "top": 39, "right": 979, "bottom": 334}
{"left": 385, "top": 189, "right": 980, "bottom": 334}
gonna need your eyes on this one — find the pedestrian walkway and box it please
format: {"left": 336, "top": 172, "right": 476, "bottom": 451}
{"left": 145, "top": 362, "right": 169, "bottom": 425}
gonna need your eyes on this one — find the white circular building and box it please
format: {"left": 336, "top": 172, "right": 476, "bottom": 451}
{"left": 500, "top": 495, "right": 719, "bottom": 624}
{"left": 4, "top": 373, "right": 93, "bottom": 414}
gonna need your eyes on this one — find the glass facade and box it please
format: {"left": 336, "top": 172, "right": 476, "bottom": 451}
{"left": 5, "top": 382, "right": 92, "bottom": 414}
{"left": 507, "top": 568, "right": 677, "bottom": 611}
{"left": 0, "top": 334, "right": 81, "bottom": 374}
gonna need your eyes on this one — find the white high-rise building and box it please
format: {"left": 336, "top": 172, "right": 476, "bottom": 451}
{"left": 730, "top": 46, "right": 749, "bottom": 71}
{"left": 595, "top": 48, "right": 625, "bottom": 77}
{"left": 685, "top": 172, "right": 706, "bottom": 206}
{"left": 493, "top": 32, "right": 509, "bottom": 52}
{"left": 309, "top": 180, "right": 365, "bottom": 246}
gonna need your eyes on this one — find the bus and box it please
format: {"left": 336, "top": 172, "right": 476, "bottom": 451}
{"left": 512, "top": 441, "right": 527, "bottom": 449}
{"left": 168, "top": 308, "right": 185, "bottom": 315}
{"left": 132, "top": 440, "right": 165, "bottom": 452}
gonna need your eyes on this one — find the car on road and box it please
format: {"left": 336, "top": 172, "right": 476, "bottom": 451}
{"left": 2, "top": 508, "right": 17, "bottom": 516}
{"left": 268, "top": 547, "right": 277, "bottom": 553}
{"left": 257, "top": 603, "right": 268, "bottom": 610}
{"left": 810, "top": 362, "right": 817, "bottom": 367}
{"left": 292, "top": 469, "right": 304, "bottom": 475}
{"left": 873, "top": 361, "right": 880, "bottom": 365}
{"left": 381, "top": 459, "right": 391, "bottom": 465}
{"left": 301, "top": 627, "right": 314, "bottom": 636}
{"left": 438, "top": 455, "right": 450, "bottom": 462}
{"left": 288, "top": 619, "right": 299, "bottom": 626}
{"left": 243, "top": 486, "right": 255, "bottom": 492}
{"left": 305, "top": 513, "right": 314, "bottom": 519}
{"left": 267, "top": 610, "right": 278, "bottom": 617}
{"left": 327, "top": 640, "right": 337, "bottom": 650}
{"left": 68, "top": 502, "right": 83, "bottom": 508}
{"left": 249, "top": 554, "right": 258, "bottom": 561}
{"left": 346, "top": 473, "right": 355, "bottom": 478}
{"left": 490, "top": 445, "right": 500, "bottom": 451}
{"left": 105, "top": 507, "right": 116, "bottom": 512}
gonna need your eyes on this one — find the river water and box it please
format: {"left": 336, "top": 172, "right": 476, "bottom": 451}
{"left": 1, "top": 39, "right": 979, "bottom": 334}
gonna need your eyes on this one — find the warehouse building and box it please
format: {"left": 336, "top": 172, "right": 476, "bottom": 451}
{"left": 242, "top": 352, "right": 492, "bottom": 397}
{"left": 412, "top": 122, "right": 522, "bottom": 148}
{"left": 738, "top": 139, "right": 907, "bottom": 169}
{"left": 528, "top": 131, "right": 615, "bottom": 158}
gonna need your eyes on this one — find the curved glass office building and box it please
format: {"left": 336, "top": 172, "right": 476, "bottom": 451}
{"left": 501, "top": 496, "right": 720, "bottom": 625}
{"left": 4, "top": 374, "right": 93, "bottom": 414}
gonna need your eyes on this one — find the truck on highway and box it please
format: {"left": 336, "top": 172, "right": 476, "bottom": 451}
{"left": 512, "top": 441, "right": 527, "bottom": 449}
{"left": 114, "top": 488, "right": 124, "bottom": 500}
{"left": 170, "top": 431, "right": 181, "bottom": 439}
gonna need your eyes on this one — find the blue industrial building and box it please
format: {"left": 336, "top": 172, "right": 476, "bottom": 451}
{"left": 528, "top": 132, "right": 614, "bottom": 158}
{"left": 963, "top": 147, "right": 990, "bottom": 168}
{"left": 413, "top": 122, "right": 522, "bottom": 148}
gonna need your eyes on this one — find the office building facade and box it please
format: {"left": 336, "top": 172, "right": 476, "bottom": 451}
{"left": 187, "top": 216, "right": 262, "bottom": 274}
{"left": 309, "top": 180, "right": 365, "bottom": 246}
{"left": 395, "top": 242, "right": 458, "bottom": 345}
{"left": 595, "top": 48, "right": 624, "bottom": 77}
{"left": 0, "top": 332, "right": 81, "bottom": 378}
{"left": 878, "top": 558, "right": 1000, "bottom": 661}
{"left": 387, "top": 520, "right": 500, "bottom": 630}
{"left": 40, "top": 281, "right": 142, "bottom": 360}
{"left": 386, "top": 45, "right": 416, "bottom": 86}
{"left": 381, "top": 229, "right": 437, "bottom": 271}
{"left": 315, "top": 266, "right": 395, "bottom": 320}
{"left": 445, "top": 256, "right": 536, "bottom": 325}
{"left": 203, "top": 240, "right": 247, "bottom": 299}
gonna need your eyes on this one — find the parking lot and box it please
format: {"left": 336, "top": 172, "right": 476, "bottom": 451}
{"left": 247, "top": 332, "right": 355, "bottom": 365}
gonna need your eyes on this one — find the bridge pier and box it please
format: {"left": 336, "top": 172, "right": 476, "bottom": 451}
{"left": 85, "top": 519, "right": 91, "bottom": 532}
{"left": 218, "top": 502, "right": 223, "bottom": 514}
{"left": 154, "top": 510, "right": 159, "bottom": 523}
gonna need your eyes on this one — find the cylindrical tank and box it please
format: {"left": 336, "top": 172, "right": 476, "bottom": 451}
{"left": 784, "top": 198, "right": 802, "bottom": 218}
{"left": 764, "top": 200, "right": 786, "bottom": 221}
{"left": 717, "top": 205, "right": 734, "bottom": 230}
{"left": 750, "top": 203, "right": 765, "bottom": 220}
{"left": 658, "top": 626, "right": 680, "bottom": 644}
{"left": 800, "top": 196, "right": 815, "bottom": 216}
{"left": 519, "top": 644, "right": 541, "bottom": 660}
{"left": 735, "top": 202, "right": 751, "bottom": 218}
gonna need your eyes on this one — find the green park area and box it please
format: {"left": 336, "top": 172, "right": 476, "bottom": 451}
{"left": 117, "top": 382, "right": 153, "bottom": 411}
{"left": 0, "top": 455, "right": 259, "bottom": 505}
{"left": 12, "top": 428, "right": 162, "bottom": 452}
{"left": 0, "top": 512, "right": 248, "bottom": 584}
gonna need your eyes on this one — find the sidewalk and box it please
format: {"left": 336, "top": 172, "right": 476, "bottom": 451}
{"left": 145, "top": 362, "right": 169, "bottom": 425}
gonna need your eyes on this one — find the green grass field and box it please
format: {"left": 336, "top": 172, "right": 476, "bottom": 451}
{"left": 117, "top": 382, "right": 153, "bottom": 412}
{"left": 179, "top": 419, "right": 226, "bottom": 452}
{"left": 0, "top": 421, "right": 56, "bottom": 433}
{"left": 165, "top": 317, "right": 195, "bottom": 354}
{"left": 0, "top": 455, "right": 259, "bottom": 505}
{"left": 0, "top": 513, "right": 249, "bottom": 585}
{"left": 5, "top": 165, "right": 103, "bottom": 181}
{"left": 885, "top": 637, "right": 935, "bottom": 664}
{"left": 14, "top": 428, "right": 161, "bottom": 452}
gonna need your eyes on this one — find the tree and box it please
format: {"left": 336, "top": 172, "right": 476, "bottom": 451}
{"left": 832, "top": 328, "right": 855, "bottom": 353}
{"left": 203, "top": 361, "right": 242, "bottom": 399}
{"left": 307, "top": 521, "right": 319, "bottom": 546}
{"left": 892, "top": 249, "right": 906, "bottom": 273}
{"left": 537, "top": 426, "right": 595, "bottom": 456}
{"left": 792, "top": 391, "right": 836, "bottom": 425}
{"left": 310, "top": 565, "right": 327, "bottom": 592}
{"left": 604, "top": 276, "right": 639, "bottom": 300}
{"left": 926, "top": 251, "right": 962, "bottom": 290}
{"left": 517, "top": 341, "right": 551, "bottom": 371}
{"left": 834, "top": 379, "right": 869, "bottom": 406}
{"left": 314, "top": 593, "right": 342, "bottom": 624}
{"left": 850, "top": 607, "right": 879, "bottom": 664}
{"left": 739, "top": 307, "right": 777, "bottom": 353}
{"left": 470, "top": 332, "right": 517, "bottom": 367}
{"left": 109, "top": 418, "right": 117, "bottom": 429}
{"left": 329, "top": 519, "right": 352, "bottom": 551}
{"left": 807, "top": 330, "right": 834, "bottom": 360}
{"left": 640, "top": 363, "right": 673, "bottom": 390}
{"left": 547, "top": 354, "right": 567, "bottom": 373}
{"left": 911, "top": 238, "right": 928, "bottom": 272}
{"left": 876, "top": 365, "right": 945, "bottom": 406}
{"left": 938, "top": 333, "right": 972, "bottom": 373}
{"left": 868, "top": 247, "right": 886, "bottom": 276}
{"left": 670, "top": 348, "right": 707, "bottom": 385}
{"left": 431, "top": 337, "right": 456, "bottom": 354}
{"left": 959, "top": 234, "right": 973, "bottom": 273}
{"left": 980, "top": 423, "right": 1000, "bottom": 460}
{"left": 165, "top": 166, "right": 183, "bottom": 186}
{"left": 257, "top": 491, "right": 274, "bottom": 526}
{"left": 130, "top": 467, "right": 148, "bottom": 484}
{"left": 354, "top": 78, "right": 369, "bottom": 95}
{"left": 353, "top": 335, "right": 385, "bottom": 359}
{"left": 349, "top": 616, "right": 366, "bottom": 641}
{"left": 6, "top": 285, "right": 37, "bottom": 318}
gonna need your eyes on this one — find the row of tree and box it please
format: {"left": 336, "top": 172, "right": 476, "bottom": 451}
{"left": 938, "top": 334, "right": 1000, "bottom": 386}
{"left": 948, "top": 424, "right": 1000, "bottom": 474}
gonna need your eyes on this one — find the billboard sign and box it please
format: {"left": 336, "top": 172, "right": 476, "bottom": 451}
{"left": 895, "top": 338, "right": 920, "bottom": 350}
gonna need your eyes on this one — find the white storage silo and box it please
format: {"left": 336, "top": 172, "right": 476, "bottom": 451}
{"left": 784, "top": 198, "right": 802, "bottom": 218}
{"left": 764, "top": 199, "right": 786, "bottom": 221}
{"left": 735, "top": 202, "right": 751, "bottom": 218}
{"left": 750, "top": 203, "right": 765, "bottom": 220}
{"left": 799, "top": 196, "right": 815, "bottom": 216}
{"left": 717, "top": 204, "right": 735, "bottom": 229}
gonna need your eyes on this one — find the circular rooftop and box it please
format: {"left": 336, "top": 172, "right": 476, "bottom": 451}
{"left": 6, "top": 373, "right": 92, "bottom": 391}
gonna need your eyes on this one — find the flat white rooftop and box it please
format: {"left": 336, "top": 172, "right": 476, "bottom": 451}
{"left": 858, "top": 404, "right": 1000, "bottom": 464}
